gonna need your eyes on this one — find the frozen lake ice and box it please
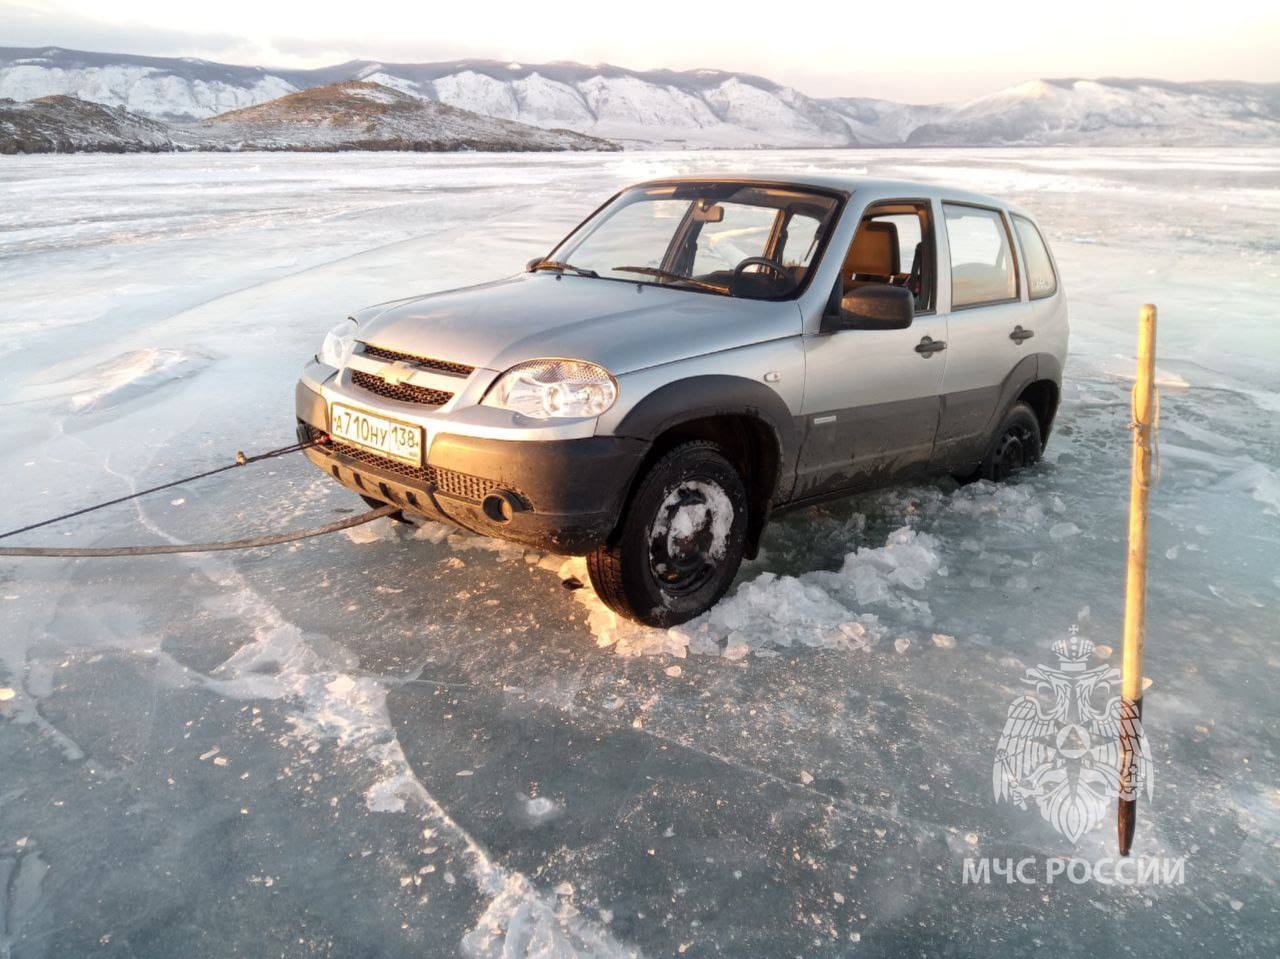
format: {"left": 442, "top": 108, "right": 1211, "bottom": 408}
{"left": 1, "top": 148, "right": 1277, "bottom": 957}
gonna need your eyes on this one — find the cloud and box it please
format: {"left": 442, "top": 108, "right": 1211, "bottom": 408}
{"left": 2, "top": 0, "right": 1275, "bottom": 101}
{"left": 0, "top": 4, "right": 243, "bottom": 60}
{"left": 0, "top": 3, "right": 478, "bottom": 69}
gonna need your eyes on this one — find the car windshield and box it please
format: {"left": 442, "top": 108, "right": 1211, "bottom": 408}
{"left": 544, "top": 182, "right": 841, "bottom": 300}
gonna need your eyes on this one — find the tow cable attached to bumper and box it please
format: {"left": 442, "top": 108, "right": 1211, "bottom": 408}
{"left": 0, "top": 440, "right": 397, "bottom": 558}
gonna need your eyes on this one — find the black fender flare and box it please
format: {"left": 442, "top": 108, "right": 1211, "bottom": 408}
{"left": 614, "top": 375, "right": 801, "bottom": 553}
{"left": 615, "top": 375, "right": 800, "bottom": 482}
{"left": 1035, "top": 351, "right": 1063, "bottom": 386}
{"left": 982, "top": 351, "right": 1061, "bottom": 444}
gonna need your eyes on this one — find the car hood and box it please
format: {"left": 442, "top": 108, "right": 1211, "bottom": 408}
{"left": 354, "top": 273, "right": 801, "bottom": 375}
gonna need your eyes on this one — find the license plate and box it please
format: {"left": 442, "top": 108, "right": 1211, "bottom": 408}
{"left": 329, "top": 402, "right": 424, "bottom": 466}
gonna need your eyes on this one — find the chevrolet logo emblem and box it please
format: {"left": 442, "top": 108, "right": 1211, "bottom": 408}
{"left": 379, "top": 360, "right": 416, "bottom": 387}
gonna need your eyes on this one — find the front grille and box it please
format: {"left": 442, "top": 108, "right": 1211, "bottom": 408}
{"left": 359, "top": 342, "right": 475, "bottom": 377}
{"left": 325, "top": 439, "right": 510, "bottom": 505}
{"left": 330, "top": 439, "right": 431, "bottom": 483}
{"left": 350, "top": 369, "right": 453, "bottom": 407}
{"left": 433, "top": 468, "right": 503, "bottom": 504}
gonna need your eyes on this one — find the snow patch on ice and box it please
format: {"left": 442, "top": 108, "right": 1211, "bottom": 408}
{"left": 344, "top": 517, "right": 401, "bottom": 544}
{"left": 1161, "top": 443, "right": 1280, "bottom": 517}
{"left": 194, "top": 563, "right": 634, "bottom": 958}
{"left": 18, "top": 348, "right": 206, "bottom": 412}
{"left": 410, "top": 520, "right": 454, "bottom": 544}
{"left": 462, "top": 873, "right": 638, "bottom": 958}
{"left": 1216, "top": 462, "right": 1280, "bottom": 516}
{"left": 552, "top": 557, "right": 690, "bottom": 658}
{"left": 674, "top": 526, "right": 943, "bottom": 657}
{"left": 521, "top": 794, "right": 562, "bottom": 824}
{"left": 447, "top": 530, "right": 528, "bottom": 561}
{"left": 562, "top": 526, "right": 945, "bottom": 660}
{"left": 1228, "top": 385, "right": 1280, "bottom": 414}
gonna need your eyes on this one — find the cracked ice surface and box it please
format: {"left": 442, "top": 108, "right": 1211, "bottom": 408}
{"left": 1, "top": 149, "right": 1278, "bottom": 957}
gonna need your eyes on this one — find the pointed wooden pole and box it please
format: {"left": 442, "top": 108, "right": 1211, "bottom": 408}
{"left": 1118, "top": 304, "right": 1157, "bottom": 856}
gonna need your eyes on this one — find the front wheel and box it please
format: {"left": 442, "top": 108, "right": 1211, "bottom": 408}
{"left": 587, "top": 441, "right": 748, "bottom": 627}
{"left": 975, "top": 401, "right": 1043, "bottom": 482}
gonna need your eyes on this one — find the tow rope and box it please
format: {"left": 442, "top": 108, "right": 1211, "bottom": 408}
{"left": 0, "top": 440, "right": 399, "bottom": 558}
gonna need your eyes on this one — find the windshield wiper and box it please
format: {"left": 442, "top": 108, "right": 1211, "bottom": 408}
{"left": 529, "top": 259, "right": 599, "bottom": 278}
{"left": 611, "top": 266, "right": 728, "bottom": 294}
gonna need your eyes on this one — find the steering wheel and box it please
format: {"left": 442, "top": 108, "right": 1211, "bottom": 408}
{"left": 733, "top": 256, "right": 791, "bottom": 282}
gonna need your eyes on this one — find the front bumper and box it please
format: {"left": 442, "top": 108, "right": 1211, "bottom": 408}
{"left": 296, "top": 378, "right": 647, "bottom": 554}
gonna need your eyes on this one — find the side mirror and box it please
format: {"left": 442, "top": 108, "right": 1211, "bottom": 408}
{"left": 823, "top": 285, "right": 914, "bottom": 332}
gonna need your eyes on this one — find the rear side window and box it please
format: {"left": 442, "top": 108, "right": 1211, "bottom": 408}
{"left": 943, "top": 204, "right": 1018, "bottom": 308}
{"left": 1013, "top": 215, "right": 1057, "bottom": 299}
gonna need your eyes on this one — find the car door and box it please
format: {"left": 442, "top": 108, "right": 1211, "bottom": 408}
{"left": 931, "top": 201, "right": 1035, "bottom": 469}
{"left": 797, "top": 202, "right": 948, "bottom": 498}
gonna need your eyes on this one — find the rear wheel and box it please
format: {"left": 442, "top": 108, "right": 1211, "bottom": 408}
{"left": 975, "top": 401, "right": 1042, "bottom": 482}
{"left": 587, "top": 441, "right": 748, "bottom": 627}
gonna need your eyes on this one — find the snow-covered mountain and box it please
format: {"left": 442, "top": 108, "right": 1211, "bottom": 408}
{"left": 2, "top": 46, "right": 1277, "bottom": 148}
{"left": 821, "top": 97, "right": 952, "bottom": 146}
{"left": 904, "top": 78, "right": 1280, "bottom": 146}
{"left": 363, "top": 61, "right": 862, "bottom": 147}
{"left": 0, "top": 83, "right": 617, "bottom": 154}
{"left": 186, "top": 81, "right": 615, "bottom": 152}
{"left": 0, "top": 46, "right": 303, "bottom": 122}
{"left": 0, "top": 48, "right": 857, "bottom": 147}
{"left": 0, "top": 95, "right": 176, "bottom": 153}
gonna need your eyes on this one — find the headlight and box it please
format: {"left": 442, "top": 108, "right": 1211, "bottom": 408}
{"left": 318, "top": 319, "right": 357, "bottom": 368}
{"left": 483, "top": 359, "right": 617, "bottom": 419}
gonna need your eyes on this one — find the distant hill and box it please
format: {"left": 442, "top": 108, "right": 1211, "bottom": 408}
{"left": 0, "top": 82, "right": 617, "bottom": 154}
{"left": 903, "top": 78, "right": 1280, "bottom": 146}
{"left": 0, "top": 95, "right": 175, "bottom": 153}
{"left": 185, "top": 81, "right": 615, "bottom": 152}
{"left": 2, "top": 45, "right": 1277, "bottom": 149}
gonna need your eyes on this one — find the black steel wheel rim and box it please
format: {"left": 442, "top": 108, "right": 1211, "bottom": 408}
{"left": 991, "top": 425, "right": 1034, "bottom": 481}
{"left": 648, "top": 484, "right": 720, "bottom": 597}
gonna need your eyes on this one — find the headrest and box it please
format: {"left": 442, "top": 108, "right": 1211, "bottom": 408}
{"left": 845, "top": 221, "right": 900, "bottom": 277}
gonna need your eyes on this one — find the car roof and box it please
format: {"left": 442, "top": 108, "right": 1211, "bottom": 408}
{"left": 630, "top": 173, "right": 1032, "bottom": 219}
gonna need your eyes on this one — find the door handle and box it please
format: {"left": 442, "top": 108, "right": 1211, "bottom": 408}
{"left": 915, "top": 336, "right": 946, "bottom": 357}
{"left": 1010, "top": 325, "right": 1035, "bottom": 344}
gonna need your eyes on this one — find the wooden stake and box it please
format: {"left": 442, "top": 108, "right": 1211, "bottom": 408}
{"left": 1118, "top": 303, "right": 1157, "bottom": 856}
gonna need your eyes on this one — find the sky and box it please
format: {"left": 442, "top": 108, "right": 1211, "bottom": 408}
{"left": 1, "top": 0, "right": 1277, "bottom": 102}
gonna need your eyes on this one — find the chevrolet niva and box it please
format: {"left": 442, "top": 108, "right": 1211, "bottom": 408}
{"left": 296, "top": 175, "right": 1067, "bottom": 625}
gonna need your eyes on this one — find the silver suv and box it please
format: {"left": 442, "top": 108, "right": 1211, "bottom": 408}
{"left": 296, "top": 175, "right": 1067, "bottom": 625}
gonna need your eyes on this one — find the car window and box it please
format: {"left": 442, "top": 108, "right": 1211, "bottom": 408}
{"left": 837, "top": 202, "right": 935, "bottom": 313}
{"left": 566, "top": 199, "right": 688, "bottom": 275}
{"left": 690, "top": 202, "right": 777, "bottom": 275}
{"left": 549, "top": 183, "right": 840, "bottom": 301}
{"left": 944, "top": 204, "right": 1018, "bottom": 308}
{"left": 780, "top": 212, "right": 823, "bottom": 269}
{"left": 875, "top": 214, "right": 921, "bottom": 263}
{"left": 1013, "top": 214, "right": 1057, "bottom": 300}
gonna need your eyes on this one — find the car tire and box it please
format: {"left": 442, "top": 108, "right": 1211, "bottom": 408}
{"left": 974, "top": 401, "right": 1043, "bottom": 482}
{"left": 587, "top": 440, "right": 748, "bottom": 627}
{"left": 360, "top": 494, "right": 409, "bottom": 523}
